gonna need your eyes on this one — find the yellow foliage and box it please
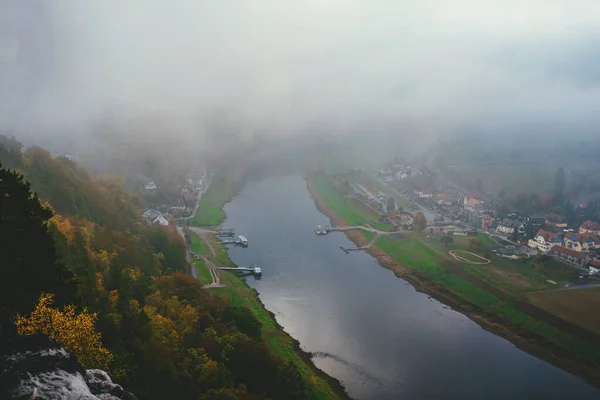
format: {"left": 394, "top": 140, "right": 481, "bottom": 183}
{"left": 14, "top": 294, "right": 113, "bottom": 370}
{"left": 96, "top": 272, "right": 105, "bottom": 293}
{"left": 109, "top": 290, "right": 119, "bottom": 310}
{"left": 129, "top": 299, "right": 141, "bottom": 316}
{"left": 49, "top": 214, "right": 75, "bottom": 243}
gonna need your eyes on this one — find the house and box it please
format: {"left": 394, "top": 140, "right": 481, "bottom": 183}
{"left": 436, "top": 194, "right": 454, "bottom": 206}
{"left": 550, "top": 246, "right": 589, "bottom": 266}
{"left": 142, "top": 209, "right": 170, "bottom": 226}
{"left": 395, "top": 171, "right": 408, "bottom": 180}
{"left": 464, "top": 194, "right": 484, "bottom": 210}
{"left": 528, "top": 230, "right": 562, "bottom": 253}
{"left": 145, "top": 181, "right": 157, "bottom": 190}
{"left": 496, "top": 219, "right": 520, "bottom": 235}
{"left": 579, "top": 220, "right": 600, "bottom": 235}
{"left": 527, "top": 215, "right": 546, "bottom": 228}
{"left": 415, "top": 189, "right": 434, "bottom": 198}
{"left": 546, "top": 213, "right": 567, "bottom": 229}
{"left": 563, "top": 233, "right": 600, "bottom": 253}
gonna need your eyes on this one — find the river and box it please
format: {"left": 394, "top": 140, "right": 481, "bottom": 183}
{"left": 223, "top": 174, "right": 599, "bottom": 400}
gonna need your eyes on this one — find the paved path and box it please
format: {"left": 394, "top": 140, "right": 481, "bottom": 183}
{"left": 175, "top": 172, "right": 213, "bottom": 221}
{"left": 200, "top": 255, "right": 223, "bottom": 288}
{"left": 177, "top": 225, "right": 224, "bottom": 287}
{"left": 529, "top": 283, "right": 600, "bottom": 294}
{"left": 177, "top": 226, "right": 198, "bottom": 279}
{"left": 337, "top": 225, "right": 406, "bottom": 235}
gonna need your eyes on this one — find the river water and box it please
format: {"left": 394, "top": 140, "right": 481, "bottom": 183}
{"left": 223, "top": 174, "right": 599, "bottom": 400}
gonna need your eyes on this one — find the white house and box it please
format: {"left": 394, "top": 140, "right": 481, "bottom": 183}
{"left": 437, "top": 194, "right": 454, "bottom": 206}
{"left": 145, "top": 181, "right": 157, "bottom": 190}
{"left": 464, "top": 194, "right": 484, "bottom": 210}
{"left": 142, "top": 209, "right": 170, "bottom": 226}
{"left": 496, "top": 219, "right": 520, "bottom": 235}
{"left": 528, "top": 230, "right": 562, "bottom": 253}
{"left": 415, "top": 189, "right": 434, "bottom": 198}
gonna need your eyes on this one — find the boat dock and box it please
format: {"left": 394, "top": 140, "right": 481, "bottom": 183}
{"left": 215, "top": 228, "right": 235, "bottom": 237}
{"left": 315, "top": 225, "right": 338, "bottom": 235}
{"left": 218, "top": 265, "right": 262, "bottom": 276}
{"left": 221, "top": 235, "right": 249, "bottom": 248}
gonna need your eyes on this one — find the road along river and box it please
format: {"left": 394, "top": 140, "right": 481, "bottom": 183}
{"left": 223, "top": 174, "right": 599, "bottom": 400}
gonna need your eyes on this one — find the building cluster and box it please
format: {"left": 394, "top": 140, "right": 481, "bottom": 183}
{"left": 141, "top": 166, "right": 208, "bottom": 223}
{"left": 377, "top": 163, "right": 423, "bottom": 182}
{"left": 528, "top": 221, "right": 600, "bottom": 266}
{"left": 142, "top": 208, "right": 170, "bottom": 226}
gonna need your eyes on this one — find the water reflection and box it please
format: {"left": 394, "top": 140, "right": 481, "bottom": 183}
{"left": 223, "top": 174, "right": 599, "bottom": 400}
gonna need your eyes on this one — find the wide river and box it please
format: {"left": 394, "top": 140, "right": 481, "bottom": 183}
{"left": 224, "top": 174, "right": 599, "bottom": 400}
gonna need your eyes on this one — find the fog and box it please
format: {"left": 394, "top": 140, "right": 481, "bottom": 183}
{"left": 2, "top": 0, "right": 600, "bottom": 153}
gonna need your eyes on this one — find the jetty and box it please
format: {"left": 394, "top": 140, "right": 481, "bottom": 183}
{"left": 315, "top": 225, "right": 338, "bottom": 235}
{"left": 215, "top": 228, "right": 235, "bottom": 237}
{"left": 218, "top": 265, "right": 262, "bottom": 276}
{"left": 221, "top": 235, "right": 249, "bottom": 248}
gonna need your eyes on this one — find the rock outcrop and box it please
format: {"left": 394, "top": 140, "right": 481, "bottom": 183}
{"left": 0, "top": 321, "right": 135, "bottom": 399}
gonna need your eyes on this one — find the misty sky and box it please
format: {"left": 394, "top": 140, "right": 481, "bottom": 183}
{"left": 2, "top": 0, "right": 600, "bottom": 143}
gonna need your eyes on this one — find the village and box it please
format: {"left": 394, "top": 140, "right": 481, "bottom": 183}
{"left": 140, "top": 163, "right": 209, "bottom": 228}
{"left": 333, "top": 158, "right": 600, "bottom": 279}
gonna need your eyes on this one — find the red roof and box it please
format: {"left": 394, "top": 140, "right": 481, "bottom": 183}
{"left": 535, "top": 229, "right": 559, "bottom": 242}
{"left": 575, "top": 232, "right": 600, "bottom": 244}
{"left": 580, "top": 220, "right": 600, "bottom": 231}
{"left": 468, "top": 193, "right": 484, "bottom": 201}
{"left": 437, "top": 194, "right": 454, "bottom": 201}
{"left": 551, "top": 245, "right": 587, "bottom": 260}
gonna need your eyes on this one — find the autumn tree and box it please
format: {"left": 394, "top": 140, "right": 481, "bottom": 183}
{"left": 414, "top": 212, "right": 427, "bottom": 233}
{"left": 14, "top": 294, "right": 113, "bottom": 369}
{"left": 0, "top": 164, "right": 74, "bottom": 317}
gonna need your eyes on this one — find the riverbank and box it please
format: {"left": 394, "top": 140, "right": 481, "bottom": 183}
{"left": 306, "top": 171, "right": 600, "bottom": 389}
{"left": 189, "top": 168, "right": 351, "bottom": 400}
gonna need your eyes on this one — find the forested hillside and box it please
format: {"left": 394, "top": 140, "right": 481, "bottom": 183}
{"left": 0, "top": 135, "right": 307, "bottom": 400}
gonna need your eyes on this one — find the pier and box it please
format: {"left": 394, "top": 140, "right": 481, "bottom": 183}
{"left": 221, "top": 235, "right": 249, "bottom": 247}
{"left": 218, "top": 265, "right": 262, "bottom": 276}
{"left": 315, "top": 225, "right": 338, "bottom": 235}
{"left": 215, "top": 228, "right": 235, "bottom": 237}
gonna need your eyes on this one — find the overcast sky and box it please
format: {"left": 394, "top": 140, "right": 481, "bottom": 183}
{"left": 1, "top": 0, "right": 600, "bottom": 145}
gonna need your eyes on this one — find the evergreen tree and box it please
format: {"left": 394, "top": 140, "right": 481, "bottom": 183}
{"left": 0, "top": 164, "right": 75, "bottom": 317}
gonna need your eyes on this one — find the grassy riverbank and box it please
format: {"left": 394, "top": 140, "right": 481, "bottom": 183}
{"left": 189, "top": 170, "right": 349, "bottom": 400}
{"left": 307, "top": 170, "right": 600, "bottom": 388}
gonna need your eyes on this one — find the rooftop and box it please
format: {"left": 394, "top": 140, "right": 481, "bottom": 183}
{"left": 581, "top": 220, "right": 600, "bottom": 231}
{"left": 551, "top": 246, "right": 588, "bottom": 260}
{"left": 535, "top": 229, "right": 560, "bottom": 242}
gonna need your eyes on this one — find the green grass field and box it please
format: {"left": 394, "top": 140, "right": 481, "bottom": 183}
{"left": 193, "top": 258, "right": 212, "bottom": 285}
{"left": 189, "top": 176, "right": 234, "bottom": 226}
{"left": 312, "top": 171, "right": 374, "bottom": 226}
{"left": 428, "top": 235, "right": 578, "bottom": 294}
{"left": 189, "top": 232, "right": 212, "bottom": 256}
{"left": 374, "top": 236, "right": 600, "bottom": 363}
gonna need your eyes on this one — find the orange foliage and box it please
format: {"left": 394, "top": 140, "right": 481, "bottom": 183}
{"left": 49, "top": 214, "right": 75, "bottom": 243}
{"left": 14, "top": 294, "right": 113, "bottom": 369}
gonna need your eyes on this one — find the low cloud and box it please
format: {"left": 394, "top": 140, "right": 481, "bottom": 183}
{"left": 2, "top": 0, "right": 600, "bottom": 149}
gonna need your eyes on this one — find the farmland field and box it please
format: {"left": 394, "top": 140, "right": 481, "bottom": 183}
{"left": 528, "top": 288, "right": 600, "bottom": 336}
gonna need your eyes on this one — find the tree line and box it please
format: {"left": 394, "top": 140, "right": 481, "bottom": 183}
{"left": 0, "top": 136, "right": 308, "bottom": 400}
